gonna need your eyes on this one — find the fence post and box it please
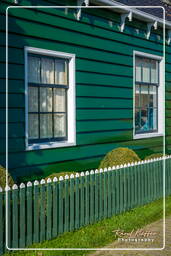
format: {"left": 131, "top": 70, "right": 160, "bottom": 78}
{"left": 40, "top": 179, "right": 46, "bottom": 242}
{"left": 52, "top": 177, "right": 58, "bottom": 238}
{"left": 26, "top": 181, "right": 32, "bottom": 246}
{"left": 46, "top": 178, "right": 52, "bottom": 240}
{"left": 19, "top": 183, "right": 26, "bottom": 248}
{"left": 58, "top": 176, "right": 64, "bottom": 235}
{"left": 33, "top": 180, "right": 39, "bottom": 243}
{"left": 75, "top": 173, "right": 80, "bottom": 229}
{"left": 12, "top": 184, "right": 18, "bottom": 248}
{"left": 70, "top": 174, "right": 75, "bottom": 231}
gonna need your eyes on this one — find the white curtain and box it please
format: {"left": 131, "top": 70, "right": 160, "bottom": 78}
{"left": 55, "top": 60, "right": 67, "bottom": 85}
{"left": 142, "top": 59, "right": 150, "bottom": 83}
{"left": 135, "top": 58, "right": 141, "bottom": 82}
{"left": 28, "top": 56, "right": 40, "bottom": 83}
{"left": 53, "top": 88, "right": 66, "bottom": 112}
{"left": 28, "top": 114, "right": 39, "bottom": 139}
{"left": 40, "top": 88, "right": 52, "bottom": 112}
{"left": 151, "top": 60, "right": 158, "bottom": 84}
{"left": 28, "top": 87, "right": 38, "bottom": 112}
{"left": 40, "top": 114, "right": 52, "bottom": 138}
{"left": 41, "top": 58, "right": 54, "bottom": 84}
{"left": 54, "top": 114, "right": 66, "bottom": 137}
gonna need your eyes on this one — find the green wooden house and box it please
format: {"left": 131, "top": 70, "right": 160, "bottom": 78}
{"left": 1, "top": 0, "right": 171, "bottom": 182}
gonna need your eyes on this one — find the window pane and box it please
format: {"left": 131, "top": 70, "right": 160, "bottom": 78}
{"left": 40, "top": 114, "right": 52, "bottom": 138}
{"left": 28, "top": 114, "right": 39, "bottom": 139}
{"left": 148, "top": 108, "right": 157, "bottom": 130}
{"left": 149, "top": 85, "right": 157, "bottom": 107}
{"left": 28, "top": 87, "right": 38, "bottom": 112}
{"left": 53, "top": 88, "right": 66, "bottom": 112}
{"left": 54, "top": 114, "right": 66, "bottom": 137}
{"left": 140, "top": 85, "right": 149, "bottom": 108}
{"left": 135, "top": 84, "right": 140, "bottom": 108}
{"left": 40, "top": 88, "right": 52, "bottom": 112}
{"left": 135, "top": 57, "right": 142, "bottom": 82}
{"left": 28, "top": 56, "right": 40, "bottom": 83}
{"left": 142, "top": 58, "right": 150, "bottom": 83}
{"left": 55, "top": 60, "right": 68, "bottom": 85}
{"left": 151, "top": 60, "right": 158, "bottom": 84}
{"left": 41, "top": 58, "right": 54, "bottom": 84}
{"left": 140, "top": 109, "right": 149, "bottom": 131}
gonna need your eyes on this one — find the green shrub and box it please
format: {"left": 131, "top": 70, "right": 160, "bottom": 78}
{"left": 145, "top": 153, "right": 164, "bottom": 160}
{"left": 0, "top": 165, "right": 14, "bottom": 189}
{"left": 99, "top": 147, "right": 141, "bottom": 169}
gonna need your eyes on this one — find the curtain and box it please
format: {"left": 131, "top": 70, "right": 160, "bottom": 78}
{"left": 55, "top": 60, "right": 67, "bottom": 85}
{"left": 28, "top": 56, "right": 40, "bottom": 83}
{"left": 41, "top": 58, "right": 54, "bottom": 84}
{"left": 54, "top": 114, "right": 66, "bottom": 137}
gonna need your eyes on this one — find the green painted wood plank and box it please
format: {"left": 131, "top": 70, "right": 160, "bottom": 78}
{"left": 12, "top": 185, "right": 18, "bottom": 248}
{"left": 85, "top": 171, "right": 90, "bottom": 225}
{"left": 80, "top": 173, "right": 85, "bottom": 226}
{"left": 33, "top": 181, "right": 39, "bottom": 243}
{"left": 107, "top": 169, "right": 112, "bottom": 218}
{"left": 69, "top": 175, "right": 75, "bottom": 231}
{"left": 64, "top": 176, "right": 69, "bottom": 233}
{"left": 90, "top": 170, "right": 95, "bottom": 224}
{"left": 26, "top": 182, "right": 32, "bottom": 246}
{"left": 0, "top": 189, "right": 4, "bottom": 254}
{"left": 99, "top": 169, "right": 103, "bottom": 220}
{"left": 103, "top": 170, "right": 107, "bottom": 218}
{"left": 58, "top": 177, "right": 63, "bottom": 235}
{"left": 40, "top": 180, "right": 46, "bottom": 242}
{"left": 46, "top": 179, "right": 52, "bottom": 240}
{"left": 75, "top": 174, "right": 79, "bottom": 229}
{"left": 52, "top": 178, "right": 58, "bottom": 238}
{"left": 95, "top": 170, "right": 99, "bottom": 221}
{"left": 19, "top": 183, "right": 25, "bottom": 248}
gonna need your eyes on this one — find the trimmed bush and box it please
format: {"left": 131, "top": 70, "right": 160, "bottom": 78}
{"left": 145, "top": 153, "right": 164, "bottom": 160}
{"left": 0, "top": 165, "right": 14, "bottom": 189}
{"left": 99, "top": 147, "right": 140, "bottom": 169}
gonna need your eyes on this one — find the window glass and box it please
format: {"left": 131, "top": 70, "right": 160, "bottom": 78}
{"left": 53, "top": 88, "right": 66, "bottom": 112}
{"left": 28, "top": 53, "right": 68, "bottom": 142}
{"left": 142, "top": 58, "right": 150, "bottom": 83}
{"left": 28, "top": 87, "right": 38, "bottom": 112}
{"left": 28, "top": 56, "right": 40, "bottom": 83}
{"left": 135, "top": 57, "right": 141, "bottom": 82}
{"left": 40, "top": 88, "right": 53, "bottom": 112}
{"left": 41, "top": 58, "right": 54, "bottom": 84}
{"left": 135, "top": 56, "right": 159, "bottom": 135}
{"left": 40, "top": 114, "right": 53, "bottom": 138}
{"left": 55, "top": 60, "right": 68, "bottom": 85}
{"left": 28, "top": 114, "right": 39, "bottom": 139}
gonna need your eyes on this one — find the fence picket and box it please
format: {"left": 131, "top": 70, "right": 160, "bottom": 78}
{"left": 0, "top": 188, "right": 4, "bottom": 254}
{"left": 6, "top": 187, "right": 11, "bottom": 249}
{"left": 70, "top": 174, "right": 75, "bottom": 231}
{"left": 99, "top": 169, "right": 103, "bottom": 219}
{"left": 75, "top": 173, "right": 80, "bottom": 229}
{"left": 40, "top": 179, "right": 46, "bottom": 242}
{"left": 107, "top": 169, "right": 112, "bottom": 218}
{"left": 85, "top": 171, "right": 90, "bottom": 225}
{"left": 58, "top": 177, "right": 64, "bottom": 234}
{"left": 64, "top": 175, "right": 69, "bottom": 233}
{"left": 103, "top": 169, "right": 107, "bottom": 218}
{"left": 80, "top": 173, "right": 85, "bottom": 226}
{"left": 90, "top": 171, "right": 95, "bottom": 223}
{"left": 26, "top": 182, "right": 32, "bottom": 246}
{"left": 19, "top": 183, "right": 26, "bottom": 248}
{"left": 33, "top": 181, "right": 39, "bottom": 243}
{"left": 12, "top": 184, "right": 18, "bottom": 248}
{"left": 52, "top": 177, "right": 58, "bottom": 238}
{"left": 95, "top": 170, "right": 99, "bottom": 221}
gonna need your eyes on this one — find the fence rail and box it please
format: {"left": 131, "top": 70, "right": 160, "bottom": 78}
{"left": 0, "top": 156, "right": 171, "bottom": 254}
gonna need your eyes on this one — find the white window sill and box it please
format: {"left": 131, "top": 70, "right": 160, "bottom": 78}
{"left": 26, "top": 141, "right": 76, "bottom": 151}
{"left": 134, "top": 133, "right": 163, "bottom": 140}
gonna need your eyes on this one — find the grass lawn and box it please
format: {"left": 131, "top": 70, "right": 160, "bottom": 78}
{"left": 4, "top": 196, "right": 171, "bottom": 256}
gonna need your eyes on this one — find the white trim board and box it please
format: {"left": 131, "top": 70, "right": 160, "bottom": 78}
{"left": 24, "top": 46, "right": 76, "bottom": 151}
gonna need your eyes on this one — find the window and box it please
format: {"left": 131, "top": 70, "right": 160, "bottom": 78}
{"left": 25, "top": 47, "right": 75, "bottom": 150}
{"left": 134, "top": 52, "right": 164, "bottom": 139}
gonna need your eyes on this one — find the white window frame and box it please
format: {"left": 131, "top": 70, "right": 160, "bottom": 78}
{"left": 133, "top": 51, "right": 164, "bottom": 140}
{"left": 25, "top": 47, "right": 76, "bottom": 150}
